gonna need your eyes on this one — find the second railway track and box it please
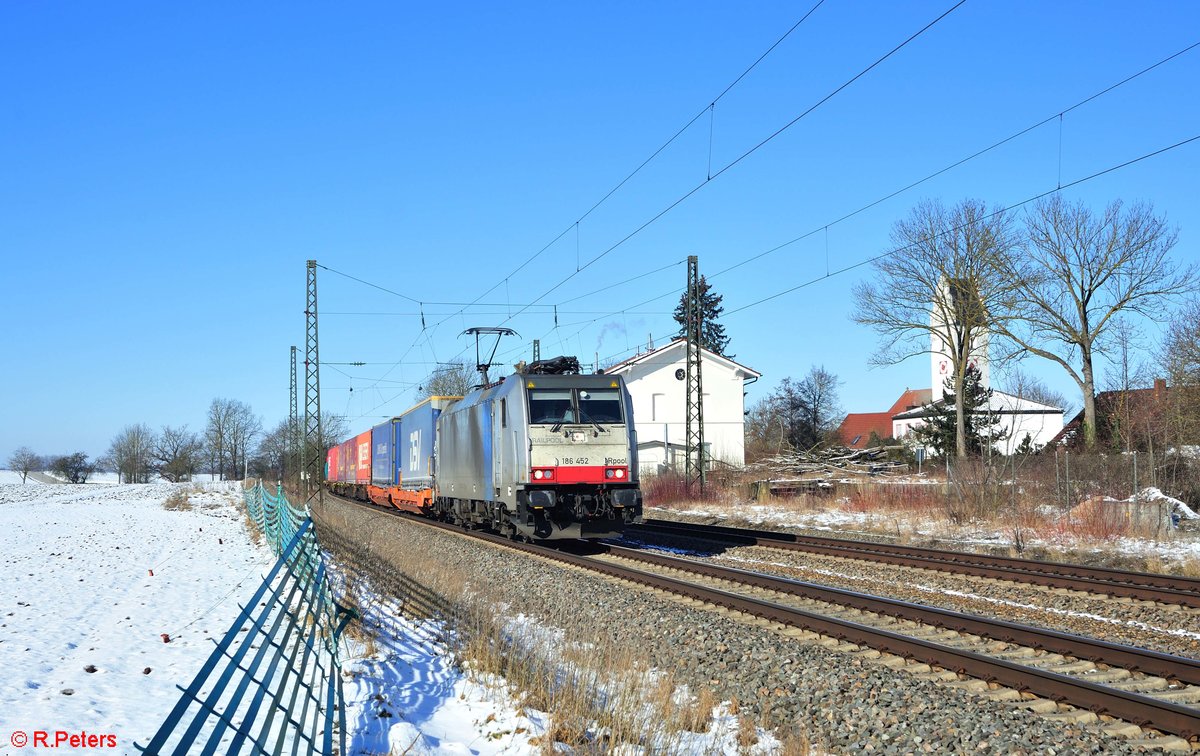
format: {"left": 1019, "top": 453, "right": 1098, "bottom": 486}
{"left": 630, "top": 519, "right": 1200, "bottom": 609}
{"left": 329, "top": 495, "right": 1200, "bottom": 747}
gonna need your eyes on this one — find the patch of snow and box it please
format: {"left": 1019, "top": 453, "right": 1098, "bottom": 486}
{"left": 1137, "top": 487, "right": 1199, "bottom": 519}
{"left": 0, "top": 481, "right": 271, "bottom": 752}
{"left": 720, "top": 553, "right": 1200, "bottom": 643}
{"left": 340, "top": 582, "right": 783, "bottom": 754}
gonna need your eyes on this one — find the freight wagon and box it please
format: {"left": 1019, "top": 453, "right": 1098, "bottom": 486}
{"left": 326, "top": 396, "right": 458, "bottom": 514}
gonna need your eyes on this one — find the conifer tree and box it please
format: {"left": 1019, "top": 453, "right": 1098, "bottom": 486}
{"left": 673, "top": 275, "right": 730, "bottom": 356}
{"left": 914, "top": 365, "right": 1007, "bottom": 457}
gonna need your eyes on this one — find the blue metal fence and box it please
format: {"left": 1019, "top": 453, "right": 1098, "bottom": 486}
{"left": 140, "top": 484, "right": 355, "bottom": 755}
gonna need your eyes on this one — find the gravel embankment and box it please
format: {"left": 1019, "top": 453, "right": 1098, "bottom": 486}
{"left": 314, "top": 499, "right": 1139, "bottom": 755}
{"left": 622, "top": 532, "right": 1200, "bottom": 661}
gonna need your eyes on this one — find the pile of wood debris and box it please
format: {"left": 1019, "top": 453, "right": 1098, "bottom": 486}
{"left": 746, "top": 445, "right": 908, "bottom": 480}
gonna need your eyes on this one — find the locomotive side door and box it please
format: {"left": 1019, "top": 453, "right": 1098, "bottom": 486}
{"left": 492, "top": 401, "right": 501, "bottom": 499}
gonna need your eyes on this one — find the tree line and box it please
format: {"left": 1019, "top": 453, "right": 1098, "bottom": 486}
{"left": 6, "top": 398, "right": 348, "bottom": 485}
{"left": 853, "top": 195, "right": 1197, "bottom": 458}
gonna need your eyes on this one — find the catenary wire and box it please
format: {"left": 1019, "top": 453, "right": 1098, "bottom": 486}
{"left": 332, "top": 17, "right": 1192, "bottom": 417}
{"left": 583, "top": 132, "right": 1200, "bottom": 372}
{"left": 487, "top": 38, "right": 1200, "bottom": 363}
{"left": 494, "top": 0, "right": 969, "bottom": 328}
{"left": 318, "top": 4, "right": 825, "bottom": 342}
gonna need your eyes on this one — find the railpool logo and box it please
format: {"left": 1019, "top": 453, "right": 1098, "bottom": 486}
{"left": 6, "top": 730, "right": 118, "bottom": 749}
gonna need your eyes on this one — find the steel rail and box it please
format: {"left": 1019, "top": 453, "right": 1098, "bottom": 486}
{"left": 631, "top": 519, "right": 1200, "bottom": 608}
{"left": 329, "top": 495, "right": 1200, "bottom": 739}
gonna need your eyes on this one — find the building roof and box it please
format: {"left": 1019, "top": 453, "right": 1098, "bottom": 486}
{"left": 602, "top": 338, "right": 762, "bottom": 379}
{"left": 892, "top": 390, "right": 1062, "bottom": 421}
{"left": 837, "top": 412, "right": 894, "bottom": 449}
{"left": 1048, "top": 379, "right": 1195, "bottom": 447}
{"left": 886, "top": 388, "right": 932, "bottom": 416}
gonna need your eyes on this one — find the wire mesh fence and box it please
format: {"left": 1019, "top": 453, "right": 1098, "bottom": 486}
{"left": 139, "top": 483, "right": 355, "bottom": 755}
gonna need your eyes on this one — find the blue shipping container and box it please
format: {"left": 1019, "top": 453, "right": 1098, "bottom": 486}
{"left": 371, "top": 419, "right": 397, "bottom": 486}
{"left": 397, "top": 397, "right": 455, "bottom": 490}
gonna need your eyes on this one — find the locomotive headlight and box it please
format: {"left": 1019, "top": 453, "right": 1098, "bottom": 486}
{"left": 615, "top": 468, "right": 625, "bottom": 479}
{"left": 605, "top": 469, "right": 614, "bottom": 479}
{"left": 534, "top": 470, "right": 544, "bottom": 480}
{"left": 544, "top": 469, "right": 554, "bottom": 480}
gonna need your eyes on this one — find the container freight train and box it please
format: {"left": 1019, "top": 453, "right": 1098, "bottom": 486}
{"left": 325, "top": 369, "right": 644, "bottom": 540}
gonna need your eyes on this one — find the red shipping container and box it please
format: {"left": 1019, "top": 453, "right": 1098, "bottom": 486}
{"left": 354, "top": 431, "right": 372, "bottom": 483}
{"left": 339, "top": 439, "right": 353, "bottom": 481}
{"left": 326, "top": 447, "right": 339, "bottom": 483}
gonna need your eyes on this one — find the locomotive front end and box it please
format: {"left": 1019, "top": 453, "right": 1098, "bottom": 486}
{"left": 520, "top": 374, "right": 643, "bottom": 539}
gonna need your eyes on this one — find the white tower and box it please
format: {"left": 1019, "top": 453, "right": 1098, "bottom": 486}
{"left": 929, "top": 276, "right": 989, "bottom": 401}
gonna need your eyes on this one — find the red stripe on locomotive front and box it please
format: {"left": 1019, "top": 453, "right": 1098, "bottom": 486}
{"left": 536, "top": 466, "right": 631, "bottom": 484}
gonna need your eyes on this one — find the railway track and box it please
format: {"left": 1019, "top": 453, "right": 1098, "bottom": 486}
{"left": 327, "top": 496, "right": 1200, "bottom": 747}
{"left": 629, "top": 519, "right": 1200, "bottom": 609}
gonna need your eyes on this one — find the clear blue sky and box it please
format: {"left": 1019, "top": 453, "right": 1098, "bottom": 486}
{"left": 3, "top": 1, "right": 1198, "bottom": 459}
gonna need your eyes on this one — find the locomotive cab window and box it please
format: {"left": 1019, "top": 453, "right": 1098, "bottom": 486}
{"left": 529, "top": 389, "right": 576, "bottom": 424}
{"left": 578, "top": 389, "right": 623, "bottom": 424}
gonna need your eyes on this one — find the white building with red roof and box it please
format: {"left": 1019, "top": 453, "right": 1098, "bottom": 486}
{"left": 603, "top": 339, "right": 761, "bottom": 475}
{"left": 839, "top": 278, "right": 1063, "bottom": 454}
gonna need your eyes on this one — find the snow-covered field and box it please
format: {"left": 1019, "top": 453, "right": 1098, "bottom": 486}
{"left": 0, "top": 481, "right": 271, "bottom": 752}
{"left": 0, "top": 471, "right": 226, "bottom": 486}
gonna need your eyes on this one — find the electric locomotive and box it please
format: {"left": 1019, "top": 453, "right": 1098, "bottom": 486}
{"left": 435, "top": 366, "right": 643, "bottom": 539}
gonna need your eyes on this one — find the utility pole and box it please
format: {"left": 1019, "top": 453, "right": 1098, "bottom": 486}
{"left": 304, "top": 261, "right": 324, "bottom": 509}
{"left": 684, "top": 255, "right": 705, "bottom": 494}
{"left": 532, "top": 339, "right": 541, "bottom": 363}
{"left": 289, "top": 345, "right": 299, "bottom": 486}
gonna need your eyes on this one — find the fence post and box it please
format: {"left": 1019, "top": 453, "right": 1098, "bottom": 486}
{"left": 1133, "top": 451, "right": 1138, "bottom": 498}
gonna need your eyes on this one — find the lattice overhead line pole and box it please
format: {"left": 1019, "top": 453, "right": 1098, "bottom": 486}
{"left": 289, "top": 345, "right": 299, "bottom": 486}
{"left": 532, "top": 339, "right": 541, "bottom": 363}
{"left": 304, "top": 260, "right": 324, "bottom": 509}
{"left": 684, "top": 254, "right": 705, "bottom": 494}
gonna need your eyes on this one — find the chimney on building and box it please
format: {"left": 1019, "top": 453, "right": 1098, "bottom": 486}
{"left": 1154, "top": 377, "right": 1167, "bottom": 400}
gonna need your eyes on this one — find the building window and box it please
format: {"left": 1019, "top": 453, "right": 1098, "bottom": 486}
{"left": 651, "top": 393, "right": 665, "bottom": 421}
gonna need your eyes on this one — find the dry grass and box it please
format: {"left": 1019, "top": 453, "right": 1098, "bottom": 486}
{"left": 641, "top": 451, "right": 1200, "bottom": 574}
{"left": 162, "top": 490, "right": 192, "bottom": 511}
{"left": 329, "top": 526, "right": 808, "bottom": 754}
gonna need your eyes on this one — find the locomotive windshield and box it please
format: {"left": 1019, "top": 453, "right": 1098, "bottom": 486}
{"left": 529, "top": 389, "right": 576, "bottom": 424}
{"left": 578, "top": 389, "right": 623, "bottom": 423}
{"left": 528, "top": 387, "right": 624, "bottom": 425}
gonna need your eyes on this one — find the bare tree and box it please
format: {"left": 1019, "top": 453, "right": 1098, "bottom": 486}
{"left": 7, "top": 447, "right": 41, "bottom": 483}
{"left": 319, "top": 413, "right": 350, "bottom": 452}
{"left": 853, "top": 199, "right": 1022, "bottom": 457}
{"left": 1000, "top": 197, "right": 1196, "bottom": 449}
{"left": 1162, "top": 298, "right": 1200, "bottom": 386}
{"left": 108, "top": 424, "right": 157, "bottom": 483}
{"left": 153, "top": 425, "right": 203, "bottom": 482}
{"left": 745, "top": 397, "right": 789, "bottom": 460}
{"left": 746, "top": 367, "right": 844, "bottom": 454}
{"left": 228, "top": 401, "right": 262, "bottom": 480}
{"left": 50, "top": 452, "right": 95, "bottom": 484}
{"left": 205, "top": 398, "right": 259, "bottom": 480}
{"left": 1160, "top": 298, "right": 1200, "bottom": 459}
{"left": 417, "top": 359, "right": 474, "bottom": 399}
{"left": 205, "top": 398, "right": 234, "bottom": 480}
{"left": 251, "top": 420, "right": 290, "bottom": 480}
